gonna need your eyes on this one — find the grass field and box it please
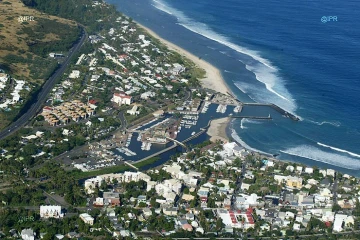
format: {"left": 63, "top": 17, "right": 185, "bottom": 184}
{"left": 0, "top": 0, "right": 78, "bottom": 79}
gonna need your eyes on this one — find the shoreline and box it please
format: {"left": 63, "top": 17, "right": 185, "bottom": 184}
{"left": 134, "top": 19, "right": 290, "bottom": 165}
{"left": 110, "top": 10, "right": 358, "bottom": 177}
{"left": 136, "top": 22, "right": 231, "bottom": 95}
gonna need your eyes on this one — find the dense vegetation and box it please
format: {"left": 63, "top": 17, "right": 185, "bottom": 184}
{"left": 22, "top": 18, "right": 81, "bottom": 57}
{"left": 22, "top": 0, "right": 119, "bottom": 34}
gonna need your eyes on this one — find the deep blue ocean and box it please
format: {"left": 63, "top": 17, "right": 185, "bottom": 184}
{"left": 107, "top": 0, "right": 360, "bottom": 175}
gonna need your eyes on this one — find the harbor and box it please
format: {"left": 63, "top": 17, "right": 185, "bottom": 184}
{"left": 70, "top": 92, "right": 301, "bottom": 173}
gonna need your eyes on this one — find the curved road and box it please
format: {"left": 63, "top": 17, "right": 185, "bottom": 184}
{"left": 0, "top": 26, "right": 87, "bottom": 140}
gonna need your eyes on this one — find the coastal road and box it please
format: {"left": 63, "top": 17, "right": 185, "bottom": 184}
{"left": 0, "top": 25, "right": 87, "bottom": 140}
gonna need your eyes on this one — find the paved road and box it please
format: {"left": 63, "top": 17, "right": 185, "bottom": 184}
{"left": 333, "top": 171, "right": 338, "bottom": 205}
{"left": 0, "top": 26, "right": 87, "bottom": 140}
{"left": 231, "top": 159, "right": 247, "bottom": 210}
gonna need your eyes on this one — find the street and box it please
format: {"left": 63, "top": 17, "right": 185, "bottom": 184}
{"left": 0, "top": 25, "right": 87, "bottom": 140}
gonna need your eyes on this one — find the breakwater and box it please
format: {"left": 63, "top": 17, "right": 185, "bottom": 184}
{"left": 242, "top": 103, "right": 300, "bottom": 121}
{"left": 230, "top": 115, "right": 272, "bottom": 120}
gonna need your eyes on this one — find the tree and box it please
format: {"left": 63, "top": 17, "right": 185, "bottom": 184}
{"left": 138, "top": 202, "right": 147, "bottom": 208}
{"left": 207, "top": 198, "right": 216, "bottom": 208}
{"left": 353, "top": 199, "right": 360, "bottom": 217}
{"left": 332, "top": 203, "right": 341, "bottom": 212}
{"left": 216, "top": 218, "right": 225, "bottom": 232}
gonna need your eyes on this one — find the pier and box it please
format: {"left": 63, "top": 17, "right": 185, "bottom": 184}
{"left": 229, "top": 115, "right": 272, "bottom": 120}
{"left": 242, "top": 103, "right": 300, "bottom": 121}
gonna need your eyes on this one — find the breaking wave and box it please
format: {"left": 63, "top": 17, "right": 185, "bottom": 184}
{"left": 230, "top": 127, "right": 270, "bottom": 155}
{"left": 240, "top": 118, "right": 247, "bottom": 129}
{"left": 317, "top": 142, "right": 360, "bottom": 158}
{"left": 152, "top": 0, "right": 297, "bottom": 114}
{"left": 280, "top": 145, "right": 360, "bottom": 170}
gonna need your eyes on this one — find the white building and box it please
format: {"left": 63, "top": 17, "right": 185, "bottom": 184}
{"left": 40, "top": 205, "right": 63, "bottom": 218}
{"left": 327, "top": 169, "right": 335, "bottom": 178}
{"left": 163, "top": 179, "right": 182, "bottom": 194}
{"left": 223, "top": 142, "right": 245, "bottom": 157}
{"left": 79, "top": 213, "right": 94, "bottom": 225}
{"left": 140, "top": 91, "right": 155, "bottom": 100}
{"left": 84, "top": 176, "right": 103, "bottom": 194}
{"left": 127, "top": 105, "right": 140, "bottom": 115}
{"left": 0, "top": 73, "right": 8, "bottom": 91}
{"left": 69, "top": 70, "right": 80, "bottom": 79}
{"left": 21, "top": 229, "right": 35, "bottom": 240}
{"left": 112, "top": 92, "right": 132, "bottom": 105}
{"left": 286, "top": 165, "right": 295, "bottom": 172}
{"left": 333, "top": 214, "right": 354, "bottom": 232}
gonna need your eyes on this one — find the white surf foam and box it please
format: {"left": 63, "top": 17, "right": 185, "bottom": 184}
{"left": 152, "top": 0, "right": 173, "bottom": 15}
{"left": 152, "top": 0, "right": 297, "bottom": 114}
{"left": 245, "top": 64, "right": 293, "bottom": 103}
{"left": 243, "top": 119, "right": 263, "bottom": 125}
{"left": 317, "top": 142, "right": 360, "bottom": 158}
{"left": 281, "top": 145, "right": 360, "bottom": 170}
{"left": 234, "top": 81, "right": 296, "bottom": 115}
{"left": 240, "top": 118, "right": 247, "bottom": 129}
{"left": 230, "top": 128, "right": 270, "bottom": 155}
{"left": 307, "top": 119, "right": 341, "bottom": 127}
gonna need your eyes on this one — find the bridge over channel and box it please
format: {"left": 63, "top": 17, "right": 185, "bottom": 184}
{"left": 165, "top": 137, "right": 188, "bottom": 150}
{"left": 124, "top": 161, "right": 139, "bottom": 171}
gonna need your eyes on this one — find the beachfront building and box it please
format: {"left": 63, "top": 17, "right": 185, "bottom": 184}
{"left": 112, "top": 92, "right": 132, "bottom": 105}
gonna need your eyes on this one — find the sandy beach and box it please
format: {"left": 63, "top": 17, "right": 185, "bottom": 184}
{"left": 136, "top": 23, "right": 230, "bottom": 95}
{"left": 206, "top": 117, "right": 230, "bottom": 142}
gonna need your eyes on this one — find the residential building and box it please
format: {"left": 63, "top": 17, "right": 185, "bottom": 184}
{"left": 40, "top": 205, "right": 63, "bottom": 218}
{"left": 286, "top": 176, "right": 303, "bottom": 188}
{"left": 21, "top": 229, "right": 35, "bottom": 240}
{"left": 69, "top": 70, "right": 80, "bottom": 79}
{"left": 127, "top": 105, "right": 140, "bottom": 115}
{"left": 112, "top": 92, "right": 132, "bottom": 105}
{"left": 103, "top": 192, "right": 120, "bottom": 206}
{"left": 79, "top": 213, "right": 94, "bottom": 225}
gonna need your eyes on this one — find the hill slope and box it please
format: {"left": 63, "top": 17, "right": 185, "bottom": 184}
{"left": 0, "top": 0, "right": 81, "bottom": 129}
